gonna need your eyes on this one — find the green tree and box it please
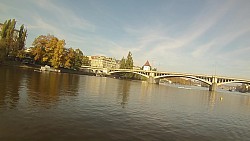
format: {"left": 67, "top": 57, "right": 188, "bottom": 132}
{"left": 125, "top": 51, "right": 133, "bottom": 69}
{"left": 74, "top": 48, "right": 83, "bottom": 69}
{"left": 0, "top": 19, "right": 15, "bottom": 57}
{"left": 6, "top": 19, "right": 16, "bottom": 56}
{"left": 120, "top": 57, "right": 126, "bottom": 69}
{"left": 0, "top": 41, "right": 7, "bottom": 62}
{"left": 0, "top": 19, "right": 27, "bottom": 60}
{"left": 82, "top": 56, "right": 90, "bottom": 66}
{"left": 17, "top": 24, "right": 27, "bottom": 50}
{"left": 0, "top": 20, "right": 11, "bottom": 39}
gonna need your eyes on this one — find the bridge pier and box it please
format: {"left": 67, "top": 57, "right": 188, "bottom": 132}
{"left": 209, "top": 83, "right": 217, "bottom": 91}
{"left": 147, "top": 76, "right": 160, "bottom": 84}
{"left": 209, "top": 76, "right": 218, "bottom": 91}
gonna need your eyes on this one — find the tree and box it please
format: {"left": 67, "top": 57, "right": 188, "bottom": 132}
{"left": 125, "top": 51, "right": 133, "bottom": 69}
{"left": 82, "top": 56, "right": 90, "bottom": 66}
{"left": 0, "top": 20, "right": 10, "bottom": 39}
{"left": 51, "top": 39, "right": 65, "bottom": 68}
{"left": 0, "top": 19, "right": 27, "bottom": 60}
{"left": 0, "top": 41, "right": 7, "bottom": 62}
{"left": 17, "top": 24, "right": 27, "bottom": 50}
{"left": 31, "top": 35, "right": 48, "bottom": 64}
{"left": 120, "top": 57, "right": 126, "bottom": 69}
{"left": 31, "top": 34, "right": 63, "bottom": 66}
{"left": 31, "top": 34, "right": 86, "bottom": 70}
{"left": 74, "top": 48, "right": 83, "bottom": 69}
{"left": 0, "top": 19, "right": 15, "bottom": 57}
{"left": 64, "top": 47, "right": 75, "bottom": 69}
{"left": 6, "top": 19, "right": 16, "bottom": 56}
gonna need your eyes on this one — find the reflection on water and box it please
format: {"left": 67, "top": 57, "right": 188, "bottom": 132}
{"left": 208, "top": 91, "right": 216, "bottom": 111}
{"left": 117, "top": 80, "right": 130, "bottom": 108}
{"left": 0, "top": 67, "right": 80, "bottom": 109}
{"left": 0, "top": 67, "right": 21, "bottom": 108}
{"left": 1, "top": 66, "right": 250, "bottom": 141}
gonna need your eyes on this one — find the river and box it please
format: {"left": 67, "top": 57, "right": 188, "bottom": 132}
{"left": 1, "top": 66, "right": 250, "bottom": 141}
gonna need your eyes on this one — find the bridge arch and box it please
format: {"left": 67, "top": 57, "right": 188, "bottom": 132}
{"left": 217, "top": 81, "right": 250, "bottom": 86}
{"left": 155, "top": 75, "right": 212, "bottom": 86}
{"left": 109, "top": 70, "right": 150, "bottom": 78}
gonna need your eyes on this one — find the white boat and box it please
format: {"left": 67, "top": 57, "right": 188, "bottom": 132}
{"left": 40, "top": 65, "right": 60, "bottom": 72}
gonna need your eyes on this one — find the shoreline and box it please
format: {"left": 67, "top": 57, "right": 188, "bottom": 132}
{"left": 1, "top": 61, "right": 96, "bottom": 76}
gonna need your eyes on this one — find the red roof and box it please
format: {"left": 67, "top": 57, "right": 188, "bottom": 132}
{"left": 143, "top": 60, "right": 151, "bottom": 66}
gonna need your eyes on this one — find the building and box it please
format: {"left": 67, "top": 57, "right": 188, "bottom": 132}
{"left": 142, "top": 60, "right": 151, "bottom": 71}
{"left": 89, "top": 56, "right": 105, "bottom": 68}
{"left": 133, "top": 66, "right": 141, "bottom": 70}
{"left": 103, "top": 57, "right": 117, "bottom": 69}
{"left": 89, "top": 55, "right": 119, "bottom": 69}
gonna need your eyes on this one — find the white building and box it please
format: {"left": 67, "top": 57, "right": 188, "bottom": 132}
{"left": 89, "top": 56, "right": 118, "bottom": 69}
{"left": 142, "top": 60, "right": 151, "bottom": 71}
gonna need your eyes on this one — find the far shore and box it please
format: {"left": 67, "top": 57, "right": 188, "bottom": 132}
{"left": 1, "top": 60, "right": 96, "bottom": 76}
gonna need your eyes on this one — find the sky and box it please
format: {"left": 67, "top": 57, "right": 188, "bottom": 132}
{"left": 1, "top": 0, "right": 250, "bottom": 78}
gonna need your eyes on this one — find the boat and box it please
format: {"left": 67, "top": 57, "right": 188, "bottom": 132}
{"left": 39, "top": 65, "right": 60, "bottom": 72}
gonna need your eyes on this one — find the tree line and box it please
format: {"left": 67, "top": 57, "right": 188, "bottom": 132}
{"left": 0, "top": 19, "right": 27, "bottom": 62}
{"left": 118, "top": 51, "right": 145, "bottom": 80}
{"left": 31, "top": 34, "right": 89, "bottom": 69}
{"left": 0, "top": 19, "right": 90, "bottom": 70}
{"left": 119, "top": 51, "right": 133, "bottom": 69}
{"left": 0, "top": 19, "right": 137, "bottom": 71}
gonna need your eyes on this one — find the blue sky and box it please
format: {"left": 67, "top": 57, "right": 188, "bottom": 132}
{"left": 1, "top": 0, "right": 250, "bottom": 78}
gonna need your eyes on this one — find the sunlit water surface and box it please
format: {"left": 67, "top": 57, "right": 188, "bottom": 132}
{"left": 1, "top": 66, "right": 250, "bottom": 141}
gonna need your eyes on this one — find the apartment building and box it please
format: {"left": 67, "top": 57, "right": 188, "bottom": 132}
{"left": 89, "top": 56, "right": 119, "bottom": 69}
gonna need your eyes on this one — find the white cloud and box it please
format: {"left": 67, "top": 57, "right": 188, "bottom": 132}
{"left": 33, "top": 0, "right": 95, "bottom": 32}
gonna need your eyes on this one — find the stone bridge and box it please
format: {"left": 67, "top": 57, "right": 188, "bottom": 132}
{"left": 108, "top": 69, "right": 250, "bottom": 91}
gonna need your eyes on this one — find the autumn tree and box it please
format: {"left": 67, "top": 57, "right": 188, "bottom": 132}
{"left": 31, "top": 34, "right": 65, "bottom": 67}
{"left": 31, "top": 34, "right": 86, "bottom": 70}
{"left": 51, "top": 40, "right": 65, "bottom": 68}
{"left": 31, "top": 35, "right": 48, "bottom": 64}
{"left": 64, "top": 47, "right": 75, "bottom": 69}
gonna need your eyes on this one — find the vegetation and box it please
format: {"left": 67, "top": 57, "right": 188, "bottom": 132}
{"left": 117, "top": 51, "right": 145, "bottom": 80}
{"left": 31, "top": 34, "right": 89, "bottom": 70}
{"left": 119, "top": 51, "right": 133, "bottom": 69}
{"left": 119, "top": 57, "right": 126, "bottom": 69}
{"left": 0, "top": 19, "right": 27, "bottom": 62}
{"left": 82, "top": 56, "right": 90, "bottom": 66}
{"left": 0, "top": 19, "right": 89, "bottom": 70}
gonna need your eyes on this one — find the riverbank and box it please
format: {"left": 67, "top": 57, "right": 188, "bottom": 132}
{"left": 1, "top": 60, "right": 40, "bottom": 69}
{"left": 1, "top": 60, "right": 96, "bottom": 76}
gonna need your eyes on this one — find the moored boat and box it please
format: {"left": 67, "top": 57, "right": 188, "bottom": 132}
{"left": 39, "top": 65, "right": 60, "bottom": 72}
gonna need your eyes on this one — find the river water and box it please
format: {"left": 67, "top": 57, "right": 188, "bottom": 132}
{"left": 1, "top": 66, "right": 250, "bottom": 141}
